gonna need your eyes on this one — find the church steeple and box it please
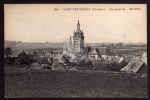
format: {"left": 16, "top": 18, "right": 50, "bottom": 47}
{"left": 77, "top": 20, "right": 80, "bottom": 30}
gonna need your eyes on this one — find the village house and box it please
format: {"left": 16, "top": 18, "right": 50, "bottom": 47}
{"left": 87, "top": 47, "right": 112, "bottom": 61}
{"left": 122, "top": 54, "right": 143, "bottom": 63}
{"left": 36, "top": 50, "right": 55, "bottom": 58}
{"left": 98, "top": 47, "right": 111, "bottom": 60}
{"left": 141, "top": 51, "right": 147, "bottom": 65}
{"left": 111, "top": 56, "right": 124, "bottom": 64}
{"left": 88, "top": 48, "right": 102, "bottom": 60}
{"left": 123, "top": 55, "right": 137, "bottom": 62}
{"left": 120, "top": 61, "right": 147, "bottom": 75}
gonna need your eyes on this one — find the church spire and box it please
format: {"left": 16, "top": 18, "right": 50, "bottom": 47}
{"left": 77, "top": 20, "right": 80, "bottom": 30}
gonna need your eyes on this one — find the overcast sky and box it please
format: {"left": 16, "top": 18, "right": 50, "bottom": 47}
{"left": 4, "top": 4, "right": 147, "bottom": 43}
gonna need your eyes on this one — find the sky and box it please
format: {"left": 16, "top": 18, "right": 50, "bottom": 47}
{"left": 4, "top": 4, "right": 147, "bottom": 43}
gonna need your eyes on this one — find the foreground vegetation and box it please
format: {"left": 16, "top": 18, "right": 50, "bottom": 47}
{"left": 4, "top": 43, "right": 147, "bottom": 98}
{"left": 5, "top": 67, "right": 147, "bottom": 98}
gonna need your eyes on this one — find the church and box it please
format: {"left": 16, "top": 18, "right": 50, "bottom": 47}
{"left": 63, "top": 20, "right": 111, "bottom": 62}
{"left": 72, "top": 20, "right": 85, "bottom": 54}
{"left": 63, "top": 20, "right": 87, "bottom": 61}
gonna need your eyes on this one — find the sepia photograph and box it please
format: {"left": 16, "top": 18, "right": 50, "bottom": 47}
{"left": 4, "top": 4, "right": 147, "bottom": 98}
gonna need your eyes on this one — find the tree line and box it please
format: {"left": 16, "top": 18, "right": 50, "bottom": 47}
{"left": 4, "top": 47, "right": 53, "bottom": 67}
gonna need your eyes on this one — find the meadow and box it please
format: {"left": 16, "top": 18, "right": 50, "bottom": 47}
{"left": 5, "top": 67, "right": 147, "bottom": 98}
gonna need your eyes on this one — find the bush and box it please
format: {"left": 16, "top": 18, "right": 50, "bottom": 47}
{"left": 33, "top": 57, "right": 42, "bottom": 64}
{"left": 4, "top": 47, "right": 13, "bottom": 58}
{"left": 4, "top": 57, "right": 17, "bottom": 66}
{"left": 14, "top": 51, "right": 35, "bottom": 67}
{"left": 41, "top": 57, "right": 48, "bottom": 64}
{"left": 106, "top": 61, "right": 128, "bottom": 71}
{"left": 99, "top": 63, "right": 112, "bottom": 71}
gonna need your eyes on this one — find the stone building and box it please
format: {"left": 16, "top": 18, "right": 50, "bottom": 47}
{"left": 63, "top": 20, "right": 87, "bottom": 61}
{"left": 72, "top": 20, "right": 85, "bottom": 54}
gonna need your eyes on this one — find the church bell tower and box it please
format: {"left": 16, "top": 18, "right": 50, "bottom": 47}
{"left": 73, "top": 20, "right": 84, "bottom": 54}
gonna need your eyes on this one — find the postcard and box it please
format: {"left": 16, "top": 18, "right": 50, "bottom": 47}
{"left": 4, "top": 4, "right": 147, "bottom": 98}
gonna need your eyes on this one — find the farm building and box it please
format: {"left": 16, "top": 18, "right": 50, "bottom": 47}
{"left": 88, "top": 48, "right": 102, "bottom": 60}
{"left": 111, "top": 56, "right": 124, "bottom": 64}
{"left": 98, "top": 47, "right": 111, "bottom": 60}
{"left": 87, "top": 47, "right": 112, "bottom": 61}
{"left": 141, "top": 51, "right": 147, "bottom": 65}
{"left": 120, "top": 61, "right": 147, "bottom": 75}
{"left": 123, "top": 55, "right": 141, "bottom": 62}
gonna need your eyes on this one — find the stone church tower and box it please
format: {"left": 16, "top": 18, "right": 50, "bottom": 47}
{"left": 73, "top": 20, "right": 84, "bottom": 54}
{"left": 63, "top": 20, "right": 85, "bottom": 60}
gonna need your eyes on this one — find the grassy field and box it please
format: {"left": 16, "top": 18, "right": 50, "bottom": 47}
{"left": 5, "top": 67, "right": 147, "bottom": 98}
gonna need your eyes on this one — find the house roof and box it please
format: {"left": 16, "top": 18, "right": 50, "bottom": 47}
{"left": 88, "top": 48, "right": 101, "bottom": 58}
{"left": 123, "top": 55, "right": 134, "bottom": 62}
{"left": 88, "top": 47, "right": 112, "bottom": 55}
{"left": 120, "top": 61, "right": 145, "bottom": 73}
{"left": 88, "top": 47, "right": 111, "bottom": 56}
{"left": 88, "top": 48, "right": 99, "bottom": 55}
{"left": 111, "top": 57, "right": 123, "bottom": 63}
{"left": 123, "top": 55, "right": 141, "bottom": 62}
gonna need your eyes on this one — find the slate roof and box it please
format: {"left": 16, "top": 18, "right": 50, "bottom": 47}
{"left": 111, "top": 57, "right": 123, "bottom": 63}
{"left": 123, "top": 55, "right": 141, "bottom": 62}
{"left": 88, "top": 47, "right": 111, "bottom": 56}
{"left": 120, "top": 61, "right": 146, "bottom": 73}
{"left": 123, "top": 55, "right": 134, "bottom": 62}
{"left": 88, "top": 48, "right": 101, "bottom": 58}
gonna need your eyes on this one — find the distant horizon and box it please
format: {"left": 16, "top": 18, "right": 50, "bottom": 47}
{"left": 5, "top": 40, "right": 147, "bottom": 44}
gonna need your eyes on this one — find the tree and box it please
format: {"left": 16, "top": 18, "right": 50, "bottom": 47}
{"left": 33, "top": 50, "right": 38, "bottom": 57}
{"left": 4, "top": 47, "right": 13, "bottom": 58}
{"left": 26, "top": 54, "right": 34, "bottom": 65}
{"left": 41, "top": 57, "right": 48, "bottom": 64}
{"left": 117, "top": 43, "right": 123, "bottom": 47}
{"left": 107, "top": 43, "right": 114, "bottom": 49}
{"left": 17, "top": 50, "right": 27, "bottom": 65}
{"left": 111, "top": 43, "right": 114, "bottom": 47}
{"left": 101, "top": 44, "right": 106, "bottom": 47}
